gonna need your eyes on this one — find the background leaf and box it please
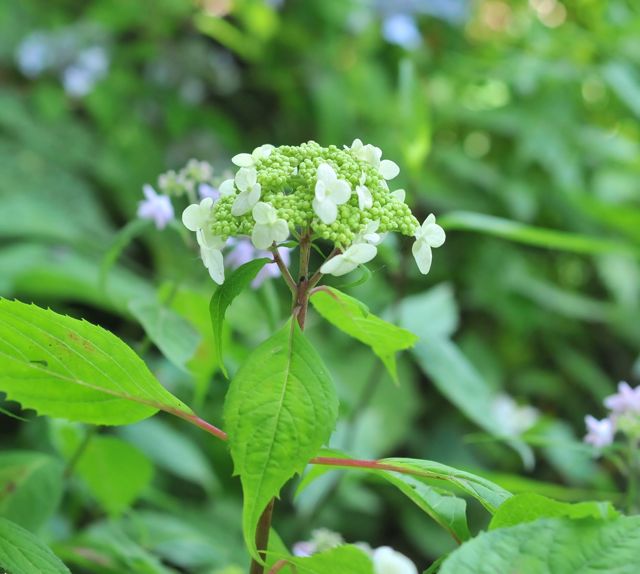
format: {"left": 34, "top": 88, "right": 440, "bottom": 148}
{"left": 64, "top": 435, "right": 153, "bottom": 516}
{"left": 0, "top": 451, "right": 64, "bottom": 532}
{"left": 128, "top": 298, "right": 201, "bottom": 371}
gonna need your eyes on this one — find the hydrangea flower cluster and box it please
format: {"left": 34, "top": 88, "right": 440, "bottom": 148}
{"left": 180, "top": 140, "right": 445, "bottom": 285}
{"left": 137, "top": 159, "right": 291, "bottom": 287}
{"left": 16, "top": 26, "right": 110, "bottom": 97}
{"left": 292, "top": 529, "right": 418, "bottom": 574}
{"left": 584, "top": 381, "right": 640, "bottom": 450}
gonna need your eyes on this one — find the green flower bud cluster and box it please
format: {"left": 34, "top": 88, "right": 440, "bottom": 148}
{"left": 208, "top": 140, "right": 419, "bottom": 249}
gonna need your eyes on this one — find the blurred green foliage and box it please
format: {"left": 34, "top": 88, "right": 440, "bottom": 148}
{"left": 1, "top": 0, "right": 640, "bottom": 571}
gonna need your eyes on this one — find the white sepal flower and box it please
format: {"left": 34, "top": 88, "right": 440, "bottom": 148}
{"left": 584, "top": 415, "right": 615, "bottom": 449}
{"left": 372, "top": 546, "right": 418, "bottom": 574}
{"left": 355, "top": 220, "right": 383, "bottom": 245}
{"left": 231, "top": 144, "right": 274, "bottom": 167}
{"left": 312, "top": 163, "right": 352, "bottom": 224}
{"left": 390, "top": 189, "right": 406, "bottom": 203}
{"left": 218, "top": 178, "right": 236, "bottom": 197}
{"left": 232, "top": 167, "right": 262, "bottom": 216}
{"left": 379, "top": 159, "right": 400, "bottom": 180}
{"left": 182, "top": 197, "right": 214, "bottom": 232}
{"left": 355, "top": 172, "right": 373, "bottom": 210}
{"left": 349, "top": 138, "right": 382, "bottom": 167}
{"left": 251, "top": 202, "right": 289, "bottom": 250}
{"left": 348, "top": 139, "right": 400, "bottom": 180}
{"left": 320, "top": 243, "right": 377, "bottom": 276}
{"left": 412, "top": 213, "right": 445, "bottom": 275}
{"left": 604, "top": 381, "right": 640, "bottom": 414}
{"left": 199, "top": 234, "right": 226, "bottom": 284}
{"left": 137, "top": 184, "right": 174, "bottom": 230}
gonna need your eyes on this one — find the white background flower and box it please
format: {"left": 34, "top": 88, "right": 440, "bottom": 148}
{"left": 372, "top": 546, "right": 418, "bottom": 574}
{"left": 320, "top": 243, "right": 377, "bottom": 276}
{"left": 137, "top": 184, "right": 174, "bottom": 230}
{"left": 412, "top": 214, "right": 445, "bottom": 274}
{"left": 251, "top": 202, "right": 289, "bottom": 249}
{"left": 231, "top": 167, "right": 262, "bottom": 216}
{"left": 312, "top": 163, "right": 352, "bottom": 224}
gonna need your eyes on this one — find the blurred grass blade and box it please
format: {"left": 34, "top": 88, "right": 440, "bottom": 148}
{"left": 440, "top": 211, "right": 635, "bottom": 256}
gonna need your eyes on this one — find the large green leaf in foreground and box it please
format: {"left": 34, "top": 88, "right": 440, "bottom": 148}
{"left": 440, "top": 516, "right": 640, "bottom": 574}
{"left": 0, "top": 299, "right": 192, "bottom": 425}
{"left": 311, "top": 287, "right": 418, "bottom": 382}
{"left": 224, "top": 320, "right": 339, "bottom": 557}
{"left": 0, "top": 517, "right": 70, "bottom": 574}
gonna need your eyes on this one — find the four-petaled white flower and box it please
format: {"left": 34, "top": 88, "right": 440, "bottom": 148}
{"left": 584, "top": 415, "right": 615, "bottom": 449}
{"left": 198, "top": 228, "right": 227, "bottom": 285}
{"left": 251, "top": 202, "right": 290, "bottom": 250}
{"left": 349, "top": 138, "right": 400, "bottom": 180}
{"left": 604, "top": 381, "right": 640, "bottom": 414}
{"left": 137, "top": 184, "right": 174, "bottom": 230}
{"left": 355, "top": 220, "right": 383, "bottom": 246}
{"left": 320, "top": 243, "right": 377, "bottom": 276}
{"left": 355, "top": 172, "right": 373, "bottom": 210}
{"left": 412, "top": 214, "right": 445, "bottom": 275}
{"left": 312, "top": 163, "right": 352, "bottom": 225}
{"left": 182, "top": 198, "right": 227, "bottom": 284}
{"left": 231, "top": 144, "right": 275, "bottom": 168}
{"left": 390, "top": 189, "right": 406, "bottom": 203}
{"left": 372, "top": 546, "right": 418, "bottom": 574}
{"left": 231, "top": 167, "right": 262, "bottom": 216}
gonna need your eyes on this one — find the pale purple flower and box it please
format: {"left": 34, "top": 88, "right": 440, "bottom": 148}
{"left": 198, "top": 183, "right": 220, "bottom": 201}
{"left": 584, "top": 415, "right": 615, "bottom": 449}
{"left": 137, "top": 184, "right": 175, "bottom": 229}
{"left": 292, "top": 541, "right": 315, "bottom": 557}
{"left": 382, "top": 14, "right": 422, "bottom": 50}
{"left": 226, "top": 238, "right": 290, "bottom": 288}
{"left": 604, "top": 381, "right": 640, "bottom": 415}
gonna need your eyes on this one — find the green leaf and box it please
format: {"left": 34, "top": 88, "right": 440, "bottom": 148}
{"left": 99, "top": 218, "right": 151, "bottom": 294}
{"left": 0, "top": 451, "right": 64, "bottom": 532}
{"left": 209, "top": 258, "right": 271, "bottom": 378}
{"left": 378, "top": 459, "right": 511, "bottom": 514}
{"left": 224, "top": 320, "right": 339, "bottom": 557}
{"left": 0, "top": 517, "right": 70, "bottom": 573}
{"left": 311, "top": 287, "right": 418, "bottom": 382}
{"left": 489, "top": 493, "right": 619, "bottom": 530}
{"left": 297, "top": 450, "right": 470, "bottom": 543}
{"left": 439, "top": 211, "right": 636, "bottom": 256}
{"left": 121, "top": 418, "right": 217, "bottom": 491}
{"left": 440, "top": 517, "right": 640, "bottom": 574}
{"left": 379, "top": 472, "right": 471, "bottom": 543}
{"left": 71, "top": 436, "right": 154, "bottom": 516}
{"left": 128, "top": 298, "right": 201, "bottom": 370}
{"left": 286, "top": 545, "right": 374, "bottom": 574}
{"left": 411, "top": 339, "right": 534, "bottom": 467}
{"left": 0, "top": 299, "right": 192, "bottom": 425}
